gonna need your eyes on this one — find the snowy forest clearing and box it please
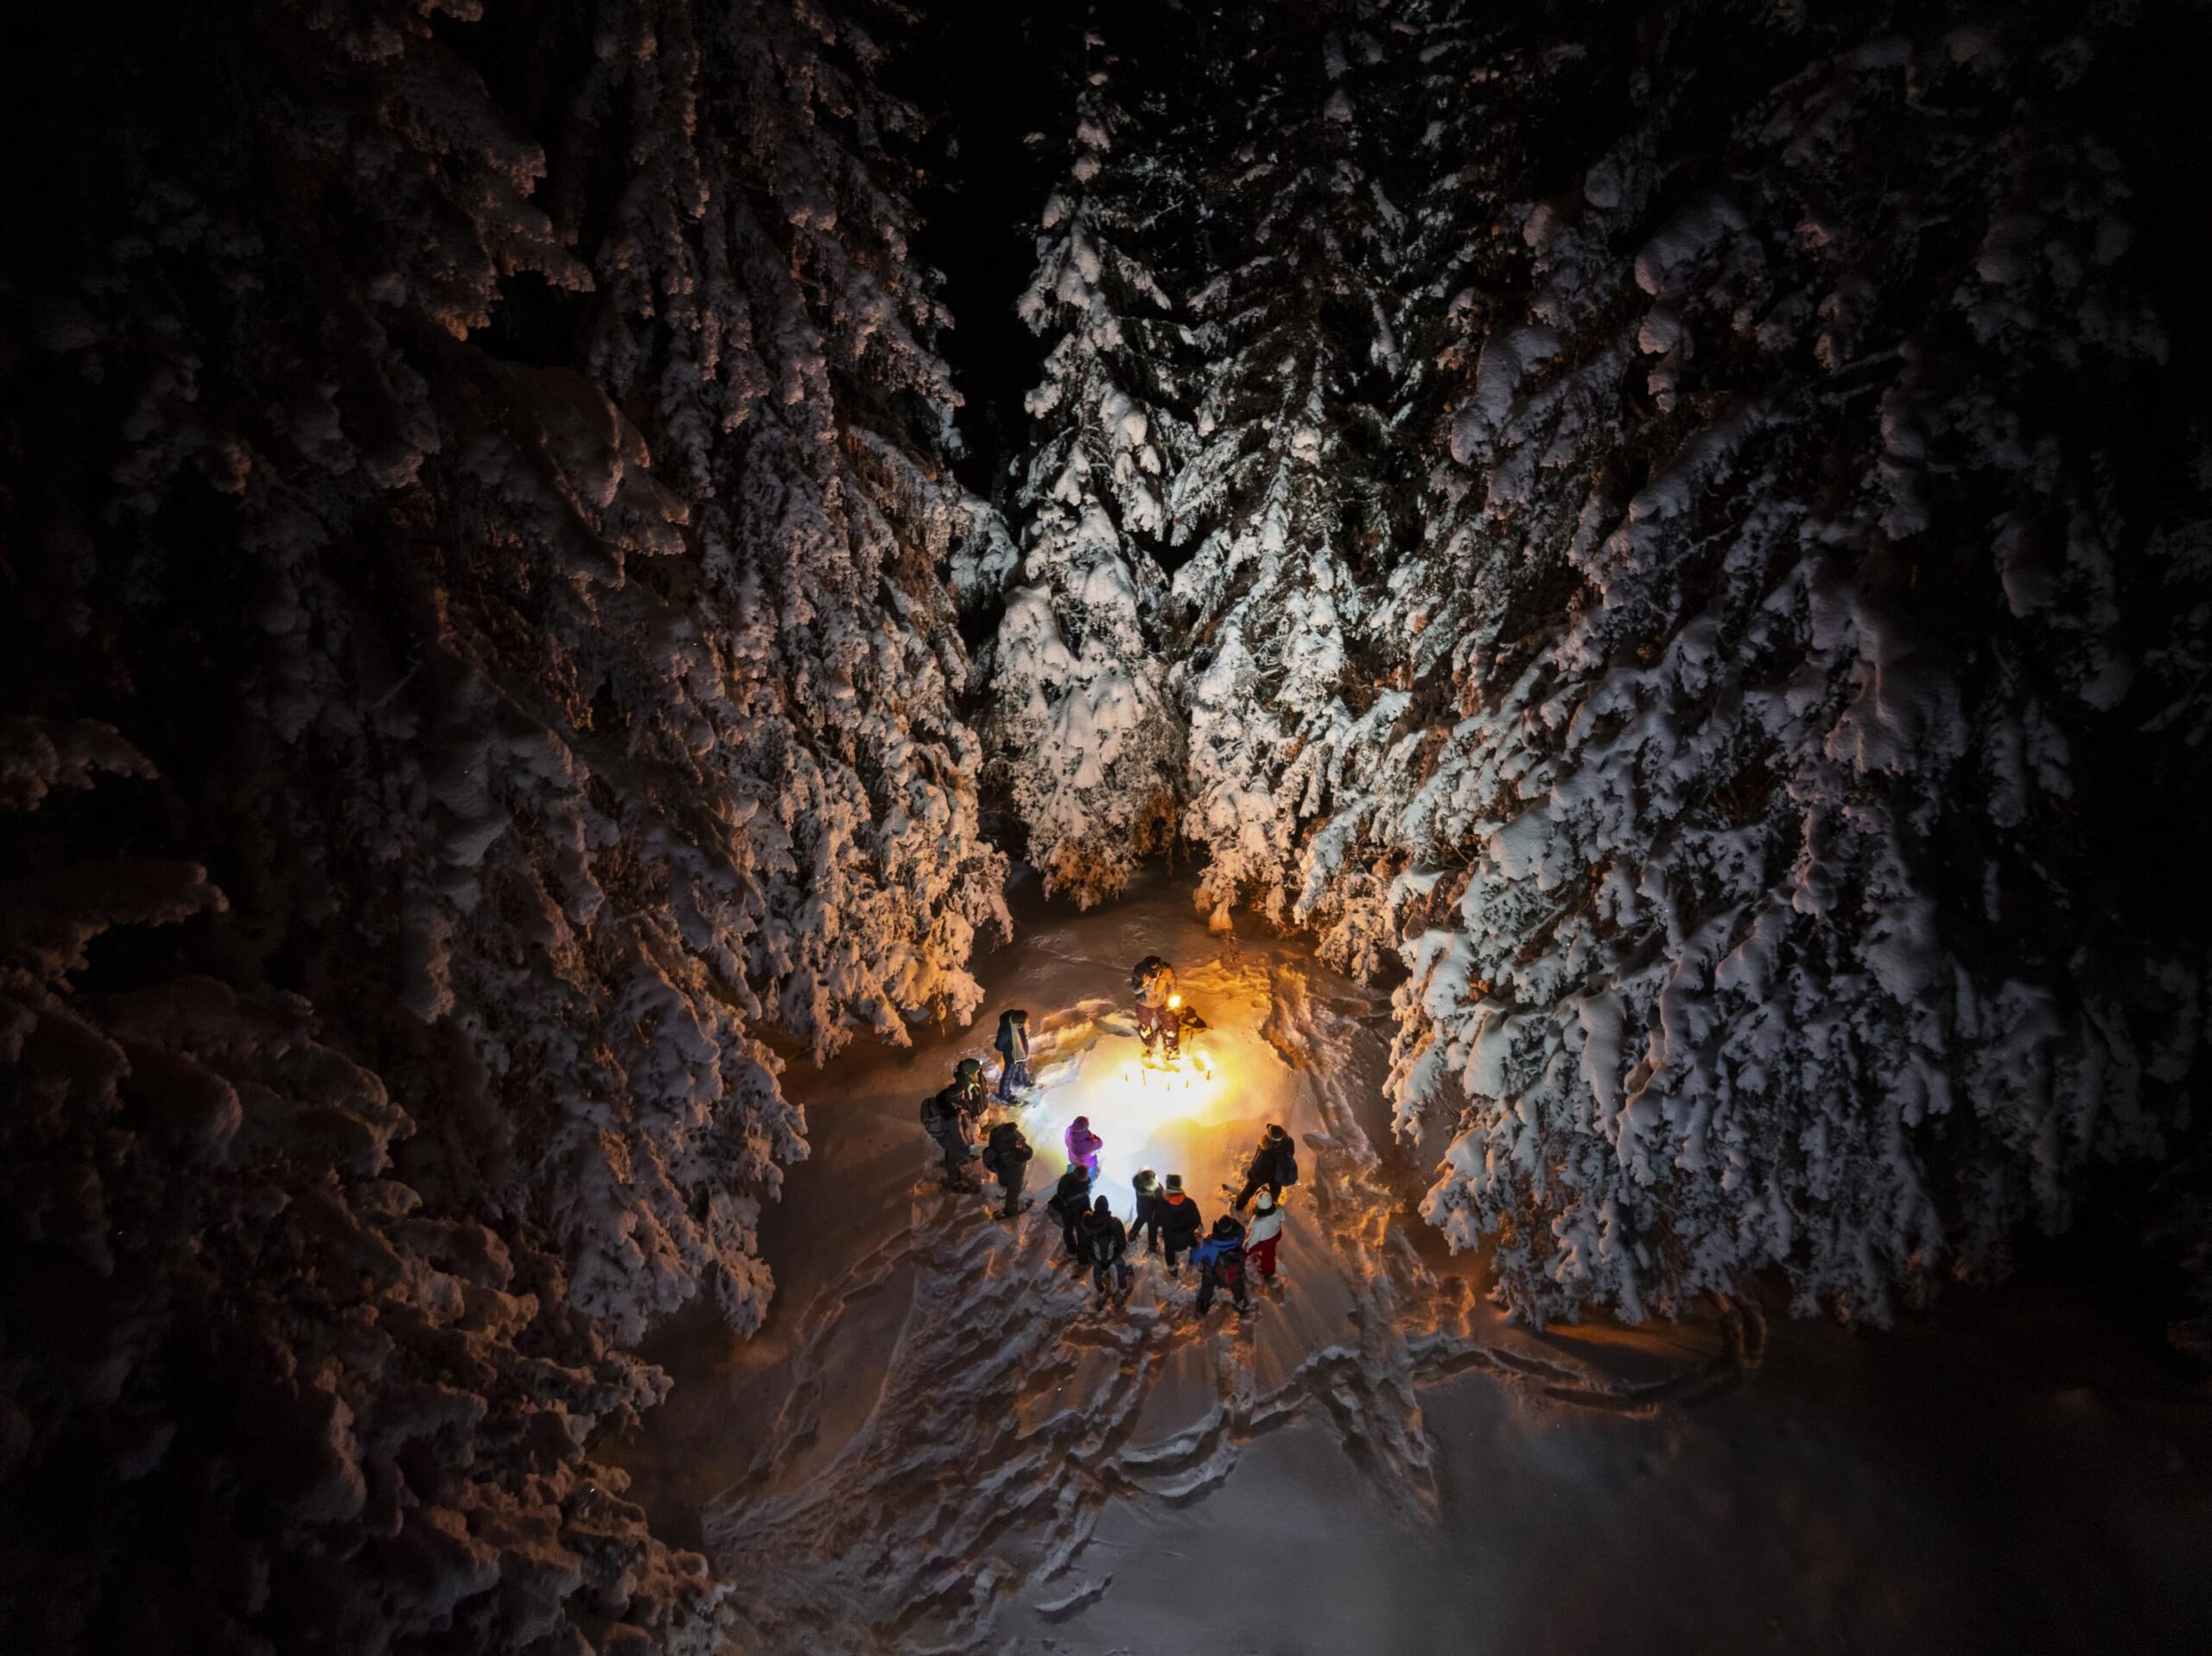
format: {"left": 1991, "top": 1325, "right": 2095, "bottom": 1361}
{"left": 611, "top": 877, "right": 2212, "bottom": 1654}
{"left": 10, "top": 4, "right": 2212, "bottom": 1652}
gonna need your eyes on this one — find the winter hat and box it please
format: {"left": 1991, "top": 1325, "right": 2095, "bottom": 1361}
{"left": 1164, "top": 1173, "right": 1184, "bottom": 1195}
{"left": 1255, "top": 1190, "right": 1278, "bottom": 1213}
{"left": 1267, "top": 1122, "right": 1287, "bottom": 1140}
{"left": 1071, "top": 1114, "right": 1089, "bottom": 1130}
{"left": 1135, "top": 1167, "right": 1158, "bottom": 1187}
{"left": 956, "top": 1058, "right": 982, "bottom": 1083}
{"left": 1093, "top": 1195, "right": 1111, "bottom": 1214}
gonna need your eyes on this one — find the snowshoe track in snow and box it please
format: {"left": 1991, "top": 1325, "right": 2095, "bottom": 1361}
{"left": 696, "top": 893, "right": 1752, "bottom": 1653}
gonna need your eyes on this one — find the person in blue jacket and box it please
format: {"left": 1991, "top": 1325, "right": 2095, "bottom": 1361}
{"left": 1188, "top": 1213, "right": 1250, "bottom": 1317}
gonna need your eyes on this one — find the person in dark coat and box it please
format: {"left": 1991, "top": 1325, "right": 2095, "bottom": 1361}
{"left": 951, "top": 1056, "right": 988, "bottom": 1120}
{"left": 993, "top": 1008, "right": 1033, "bottom": 1100}
{"left": 919, "top": 1086, "right": 978, "bottom": 1190}
{"left": 980, "top": 1122, "right": 1033, "bottom": 1218}
{"left": 1080, "top": 1195, "right": 1131, "bottom": 1301}
{"left": 1158, "top": 1173, "right": 1204, "bottom": 1275}
{"left": 1190, "top": 1213, "right": 1250, "bottom": 1317}
{"left": 1233, "top": 1123, "right": 1298, "bottom": 1210}
{"left": 1049, "top": 1162, "right": 1094, "bottom": 1259}
{"left": 1130, "top": 1168, "right": 1164, "bottom": 1253}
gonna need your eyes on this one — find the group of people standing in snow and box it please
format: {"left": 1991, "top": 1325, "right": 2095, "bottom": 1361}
{"left": 1046, "top": 1123, "right": 1297, "bottom": 1315}
{"left": 918, "top": 1009, "right": 1036, "bottom": 1208}
{"left": 918, "top": 966, "right": 1304, "bottom": 1318}
{"left": 925, "top": 1027, "right": 1300, "bottom": 1317}
{"left": 1122, "top": 1164, "right": 1291, "bottom": 1315}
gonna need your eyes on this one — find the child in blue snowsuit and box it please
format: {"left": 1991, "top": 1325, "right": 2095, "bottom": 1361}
{"left": 1189, "top": 1214, "right": 1250, "bottom": 1316}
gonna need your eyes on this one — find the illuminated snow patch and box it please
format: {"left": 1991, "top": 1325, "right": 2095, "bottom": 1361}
{"left": 1010, "top": 962, "right": 1296, "bottom": 1210}
{"left": 1020, "top": 1040, "right": 1232, "bottom": 1200}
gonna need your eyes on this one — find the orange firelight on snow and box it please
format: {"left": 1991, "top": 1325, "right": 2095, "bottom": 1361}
{"left": 1020, "top": 1025, "right": 1247, "bottom": 1196}
{"left": 1120, "top": 1047, "right": 1214, "bottom": 1094}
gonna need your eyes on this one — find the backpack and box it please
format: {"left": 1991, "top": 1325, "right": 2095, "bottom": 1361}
{"left": 1048, "top": 1170, "right": 1088, "bottom": 1221}
{"left": 1214, "top": 1248, "right": 1244, "bottom": 1289}
{"left": 1277, "top": 1142, "right": 1299, "bottom": 1187}
{"left": 983, "top": 1123, "right": 1026, "bottom": 1176}
{"left": 920, "top": 1092, "right": 952, "bottom": 1136}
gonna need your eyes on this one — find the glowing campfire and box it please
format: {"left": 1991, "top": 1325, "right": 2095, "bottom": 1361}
{"left": 1020, "top": 1030, "right": 1230, "bottom": 1196}
{"left": 1122, "top": 1046, "right": 1214, "bottom": 1091}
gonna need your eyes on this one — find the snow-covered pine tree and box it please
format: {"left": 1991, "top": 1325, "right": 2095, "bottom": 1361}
{"left": 1262, "top": 3, "right": 1649, "bottom": 980}
{"left": 545, "top": 0, "right": 1013, "bottom": 1330}
{"left": 2, "top": 0, "right": 1003, "bottom": 1646}
{"left": 0, "top": 720, "right": 735, "bottom": 1653}
{"left": 1165, "top": 4, "right": 1403, "bottom": 965}
{"left": 1341, "top": 0, "right": 2212, "bottom": 1325}
{"left": 983, "top": 35, "right": 1191, "bottom": 906}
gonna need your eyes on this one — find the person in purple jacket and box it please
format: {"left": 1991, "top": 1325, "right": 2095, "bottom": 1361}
{"left": 1064, "top": 1114, "right": 1103, "bottom": 1182}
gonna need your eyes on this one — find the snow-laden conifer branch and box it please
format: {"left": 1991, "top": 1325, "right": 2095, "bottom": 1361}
{"left": 982, "top": 58, "right": 1191, "bottom": 905}
{"left": 1052, "top": 0, "right": 2211, "bottom": 1328}
{"left": 2, "top": 0, "right": 1001, "bottom": 1646}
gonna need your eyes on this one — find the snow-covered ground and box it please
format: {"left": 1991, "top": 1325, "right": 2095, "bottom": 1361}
{"left": 611, "top": 875, "right": 2212, "bottom": 1654}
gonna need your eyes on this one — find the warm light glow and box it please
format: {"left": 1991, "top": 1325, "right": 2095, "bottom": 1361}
{"left": 1168, "top": 993, "right": 1183, "bottom": 1009}
{"left": 1018, "top": 1032, "right": 1237, "bottom": 1202}
{"left": 1118, "top": 1047, "right": 1215, "bottom": 1096}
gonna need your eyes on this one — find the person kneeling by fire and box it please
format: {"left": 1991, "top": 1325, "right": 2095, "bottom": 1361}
{"left": 1129, "top": 955, "right": 1205, "bottom": 1061}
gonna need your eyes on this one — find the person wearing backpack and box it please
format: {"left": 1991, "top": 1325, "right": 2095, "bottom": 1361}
{"left": 980, "top": 1121, "right": 1034, "bottom": 1219}
{"left": 919, "top": 1086, "right": 978, "bottom": 1190}
{"left": 951, "top": 1056, "right": 988, "bottom": 1120}
{"left": 1158, "top": 1173, "right": 1204, "bottom": 1276}
{"left": 1048, "top": 1161, "right": 1094, "bottom": 1259}
{"left": 1064, "top": 1115, "right": 1103, "bottom": 1182}
{"left": 1232, "top": 1123, "right": 1299, "bottom": 1211}
{"left": 1191, "top": 1213, "right": 1250, "bottom": 1317}
{"left": 1130, "top": 1168, "right": 1164, "bottom": 1254}
{"left": 1246, "top": 1189, "right": 1287, "bottom": 1283}
{"left": 994, "top": 1008, "right": 1033, "bottom": 1100}
{"left": 1079, "top": 1195, "right": 1131, "bottom": 1302}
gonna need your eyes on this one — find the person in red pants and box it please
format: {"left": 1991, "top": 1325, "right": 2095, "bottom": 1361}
{"left": 1246, "top": 1189, "right": 1287, "bottom": 1282}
